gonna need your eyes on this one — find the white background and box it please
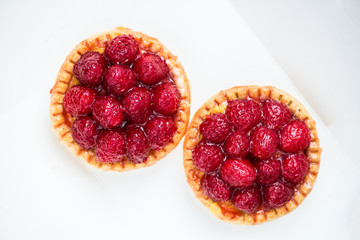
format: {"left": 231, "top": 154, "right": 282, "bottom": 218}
{"left": 0, "top": 0, "right": 359, "bottom": 239}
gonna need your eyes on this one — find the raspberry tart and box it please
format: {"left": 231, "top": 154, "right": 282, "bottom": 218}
{"left": 50, "top": 27, "right": 190, "bottom": 171}
{"left": 183, "top": 86, "right": 321, "bottom": 224}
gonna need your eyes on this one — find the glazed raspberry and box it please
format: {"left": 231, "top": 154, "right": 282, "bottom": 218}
{"left": 263, "top": 181, "right": 294, "bottom": 209}
{"left": 104, "top": 65, "right": 136, "bottom": 96}
{"left": 73, "top": 51, "right": 108, "bottom": 87}
{"left": 192, "top": 143, "right": 225, "bottom": 173}
{"left": 224, "top": 131, "right": 250, "bottom": 158}
{"left": 122, "top": 87, "right": 152, "bottom": 124}
{"left": 220, "top": 159, "right": 256, "bottom": 187}
{"left": 92, "top": 96, "right": 124, "bottom": 129}
{"left": 152, "top": 82, "right": 180, "bottom": 116}
{"left": 71, "top": 117, "right": 98, "bottom": 149}
{"left": 262, "top": 100, "right": 291, "bottom": 130}
{"left": 254, "top": 157, "right": 282, "bottom": 185}
{"left": 225, "top": 99, "right": 261, "bottom": 130}
{"left": 125, "top": 125, "right": 149, "bottom": 164}
{"left": 202, "top": 174, "right": 231, "bottom": 202}
{"left": 251, "top": 126, "right": 279, "bottom": 160}
{"left": 280, "top": 120, "right": 311, "bottom": 153}
{"left": 63, "top": 85, "right": 96, "bottom": 117}
{"left": 282, "top": 153, "right": 309, "bottom": 184}
{"left": 232, "top": 186, "right": 262, "bottom": 213}
{"left": 144, "top": 117, "right": 177, "bottom": 150}
{"left": 105, "top": 35, "right": 139, "bottom": 65}
{"left": 199, "top": 113, "right": 232, "bottom": 143}
{"left": 96, "top": 130, "right": 126, "bottom": 163}
{"left": 133, "top": 53, "right": 169, "bottom": 85}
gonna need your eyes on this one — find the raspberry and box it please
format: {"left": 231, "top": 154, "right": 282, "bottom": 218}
{"left": 225, "top": 99, "right": 261, "bottom": 130}
{"left": 133, "top": 53, "right": 169, "bottom": 85}
{"left": 224, "top": 131, "right": 250, "bottom": 158}
{"left": 92, "top": 96, "right": 124, "bottom": 128}
{"left": 152, "top": 82, "right": 180, "bottom": 115}
{"left": 254, "top": 156, "right": 282, "bottom": 185}
{"left": 263, "top": 181, "right": 294, "bottom": 209}
{"left": 105, "top": 35, "right": 139, "bottom": 65}
{"left": 96, "top": 130, "right": 126, "bottom": 163}
{"left": 71, "top": 117, "right": 98, "bottom": 149}
{"left": 232, "top": 186, "right": 262, "bottom": 213}
{"left": 199, "top": 113, "right": 232, "bottom": 143}
{"left": 250, "top": 126, "right": 279, "bottom": 160}
{"left": 63, "top": 85, "right": 96, "bottom": 117}
{"left": 125, "top": 125, "right": 149, "bottom": 164}
{"left": 202, "top": 174, "right": 231, "bottom": 202}
{"left": 282, "top": 153, "right": 309, "bottom": 184}
{"left": 144, "top": 117, "right": 177, "bottom": 150}
{"left": 104, "top": 65, "right": 136, "bottom": 96}
{"left": 262, "top": 100, "right": 291, "bottom": 130}
{"left": 73, "top": 51, "right": 108, "bottom": 87}
{"left": 220, "top": 159, "right": 256, "bottom": 187}
{"left": 280, "top": 120, "right": 311, "bottom": 153}
{"left": 192, "top": 142, "right": 225, "bottom": 173}
{"left": 122, "top": 87, "right": 152, "bottom": 124}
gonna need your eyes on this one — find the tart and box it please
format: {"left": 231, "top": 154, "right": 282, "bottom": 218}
{"left": 183, "top": 86, "right": 321, "bottom": 225}
{"left": 50, "top": 27, "right": 190, "bottom": 171}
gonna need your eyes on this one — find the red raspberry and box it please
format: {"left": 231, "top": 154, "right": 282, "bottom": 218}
{"left": 144, "top": 117, "right": 177, "bottom": 150}
{"left": 71, "top": 116, "right": 98, "bottom": 149}
{"left": 105, "top": 35, "right": 139, "bottom": 65}
{"left": 199, "top": 113, "right": 232, "bottom": 143}
{"left": 262, "top": 100, "right": 291, "bottom": 130}
{"left": 104, "top": 65, "right": 136, "bottom": 96}
{"left": 192, "top": 142, "right": 225, "bottom": 173}
{"left": 224, "top": 131, "right": 250, "bottom": 158}
{"left": 232, "top": 186, "right": 262, "bottom": 213}
{"left": 263, "top": 181, "right": 294, "bottom": 209}
{"left": 220, "top": 159, "right": 256, "bottom": 187}
{"left": 202, "top": 174, "right": 231, "bottom": 202}
{"left": 125, "top": 125, "right": 149, "bottom": 164}
{"left": 251, "top": 126, "right": 279, "bottom": 160}
{"left": 225, "top": 99, "right": 261, "bottom": 130}
{"left": 152, "top": 82, "right": 180, "bottom": 116}
{"left": 92, "top": 96, "right": 124, "bottom": 128}
{"left": 122, "top": 87, "right": 152, "bottom": 124}
{"left": 73, "top": 51, "right": 108, "bottom": 87}
{"left": 96, "top": 130, "right": 126, "bottom": 163}
{"left": 254, "top": 156, "right": 282, "bottom": 185}
{"left": 282, "top": 153, "right": 309, "bottom": 184}
{"left": 280, "top": 120, "right": 311, "bottom": 153}
{"left": 63, "top": 85, "right": 96, "bottom": 117}
{"left": 133, "top": 53, "right": 169, "bottom": 85}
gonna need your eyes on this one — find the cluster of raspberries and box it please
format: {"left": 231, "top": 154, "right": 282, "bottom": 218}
{"left": 193, "top": 99, "right": 311, "bottom": 212}
{"left": 63, "top": 35, "right": 181, "bottom": 164}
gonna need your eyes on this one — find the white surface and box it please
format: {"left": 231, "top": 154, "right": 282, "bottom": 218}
{"left": 0, "top": 0, "right": 359, "bottom": 239}
{"left": 230, "top": 0, "right": 360, "bottom": 170}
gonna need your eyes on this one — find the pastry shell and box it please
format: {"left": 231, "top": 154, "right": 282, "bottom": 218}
{"left": 50, "top": 27, "right": 191, "bottom": 172}
{"left": 183, "top": 86, "right": 321, "bottom": 225}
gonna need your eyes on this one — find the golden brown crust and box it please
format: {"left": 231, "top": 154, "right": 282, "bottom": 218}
{"left": 50, "top": 27, "right": 191, "bottom": 172}
{"left": 183, "top": 86, "right": 321, "bottom": 225}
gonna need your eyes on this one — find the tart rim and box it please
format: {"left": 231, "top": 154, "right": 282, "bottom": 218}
{"left": 50, "top": 27, "right": 191, "bottom": 172}
{"left": 183, "top": 85, "right": 321, "bottom": 225}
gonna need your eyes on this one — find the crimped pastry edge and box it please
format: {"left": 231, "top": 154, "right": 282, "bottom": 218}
{"left": 183, "top": 86, "right": 321, "bottom": 225}
{"left": 50, "top": 27, "right": 191, "bottom": 172}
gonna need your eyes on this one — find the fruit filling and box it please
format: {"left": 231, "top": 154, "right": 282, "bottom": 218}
{"left": 62, "top": 35, "right": 181, "bottom": 164}
{"left": 193, "top": 99, "right": 312, "bottom": 213}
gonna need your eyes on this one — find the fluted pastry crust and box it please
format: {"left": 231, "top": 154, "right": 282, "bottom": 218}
{"left": 183, "top": 86, "right": 321, "bottom": 225}
{"left": 50, "top": 27, "right": 191, "bottom": 171}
